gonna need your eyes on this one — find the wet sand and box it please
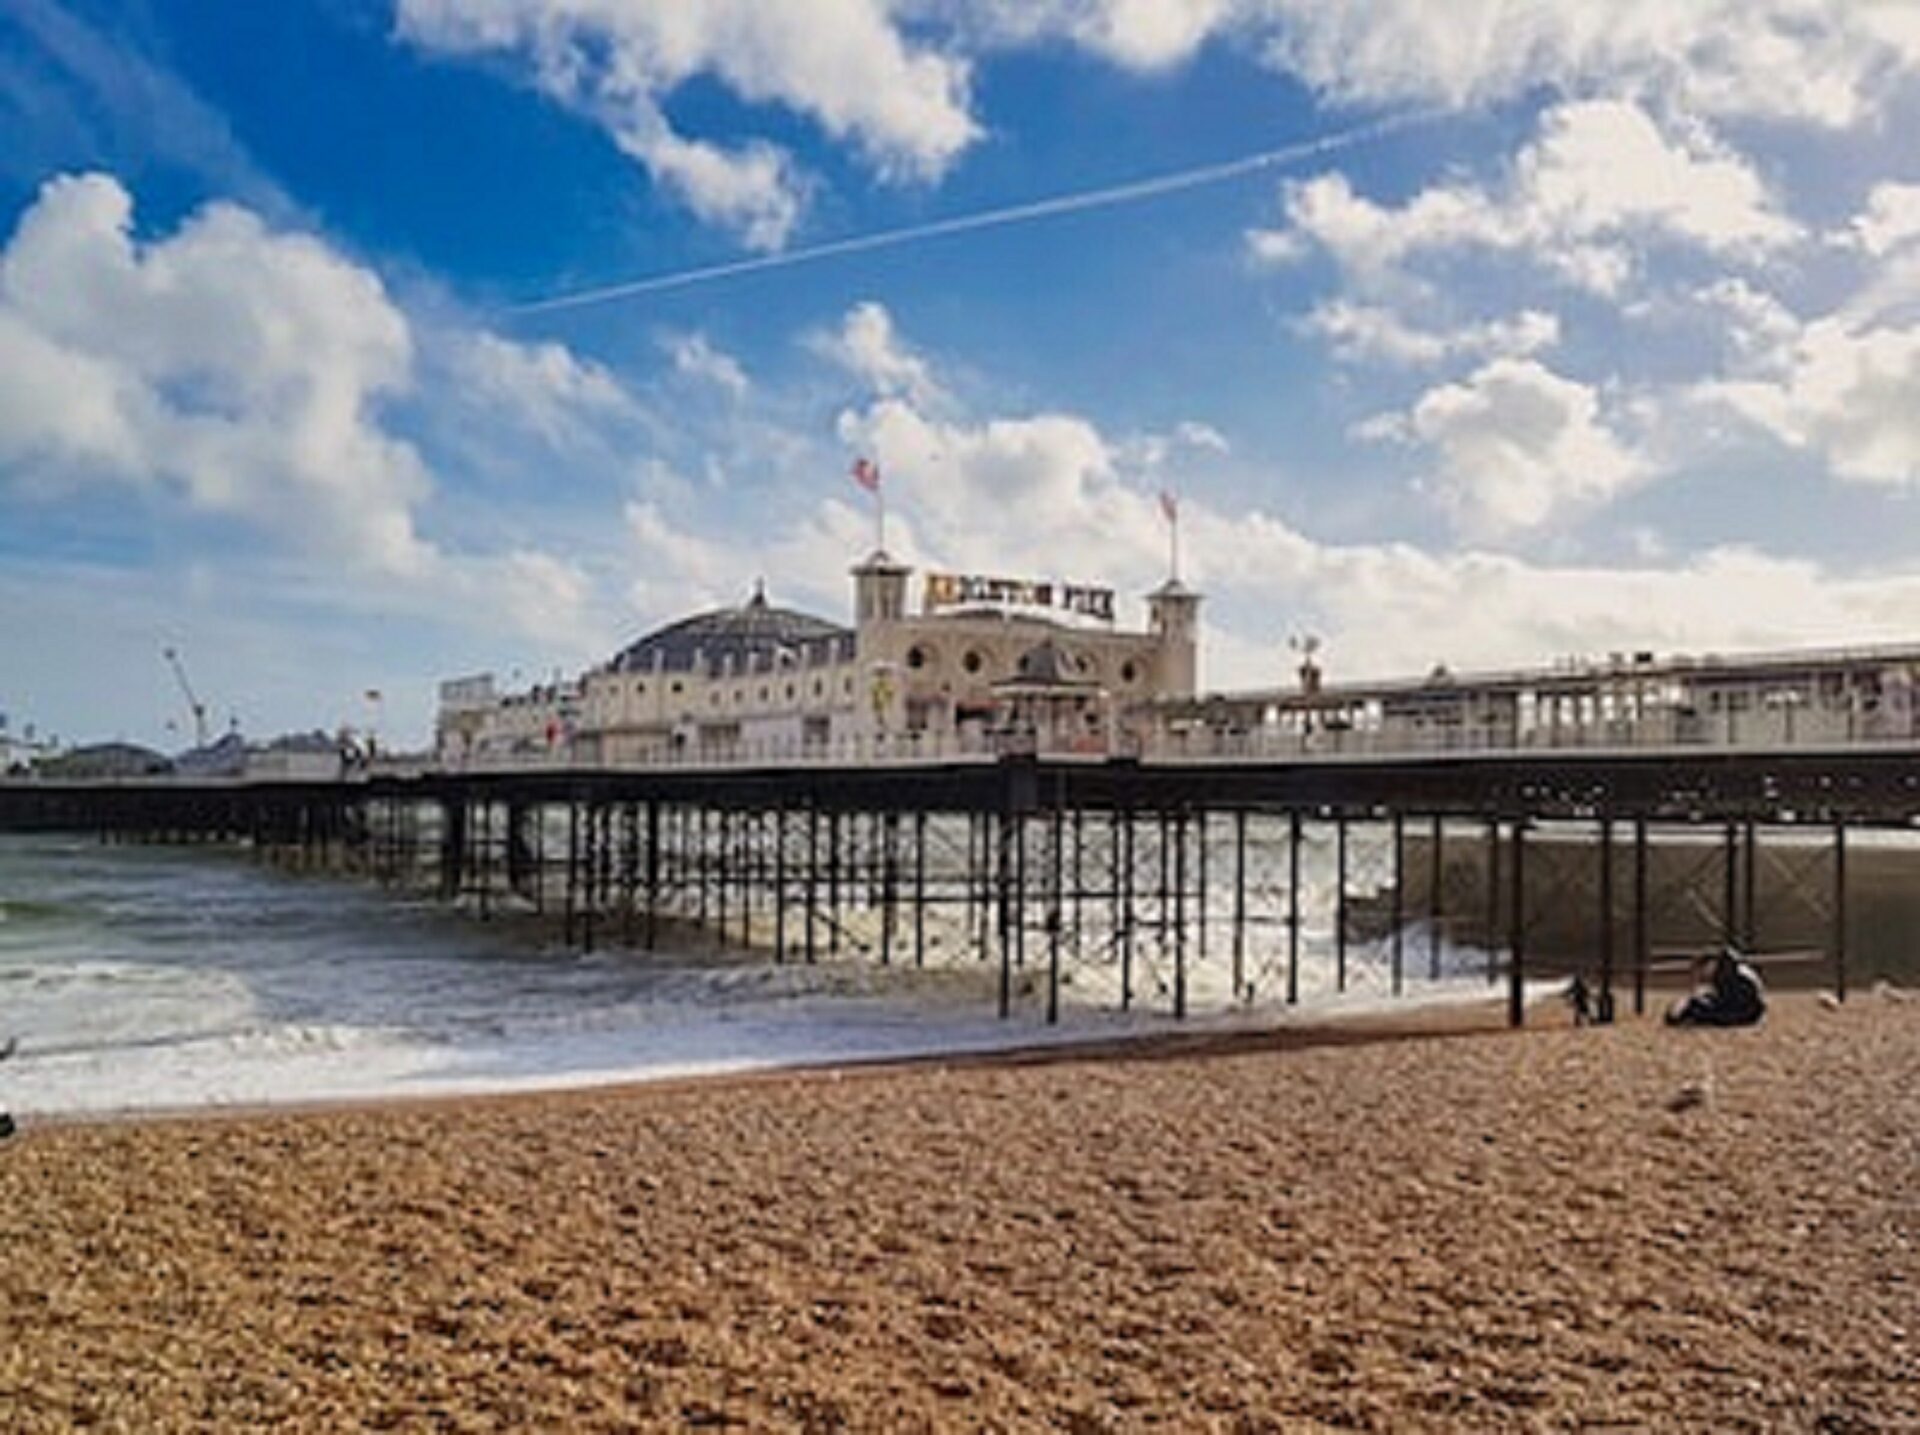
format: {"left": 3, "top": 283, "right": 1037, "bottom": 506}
{"left": 1, "top": 992, "right": 1915, "bottom": 1431}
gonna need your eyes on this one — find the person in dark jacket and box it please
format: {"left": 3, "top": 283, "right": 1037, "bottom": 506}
{"left": 1667, "top": 948, "right": 1766, "bottom": 1027}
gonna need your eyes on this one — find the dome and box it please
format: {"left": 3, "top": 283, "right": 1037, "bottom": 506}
{"left": 608, "top": 584, "right": 852, "bottom": 675}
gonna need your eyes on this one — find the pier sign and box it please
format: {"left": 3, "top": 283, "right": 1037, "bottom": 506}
{"left": 923, "top": 572, "right": 1115, "bottom": 622}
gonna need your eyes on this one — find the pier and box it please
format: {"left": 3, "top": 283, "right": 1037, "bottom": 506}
{"left": 4, "top": 741, "right": 1907, "bottom": 1028}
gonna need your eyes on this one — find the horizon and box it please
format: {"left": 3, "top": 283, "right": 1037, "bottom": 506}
{"left": 7, "top": 2, "right": 1920, "bottom": 750}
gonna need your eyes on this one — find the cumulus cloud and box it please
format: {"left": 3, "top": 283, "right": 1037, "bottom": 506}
{"left": 395, "top": 0, "right": 978, "bottom": 250}
{"left": 1254, "top": 99, "right": 1798, "bottom": 296}
{"left": 1847, "top": 182, "right": 1920, "bottom": 258}
{"left": 1403, "top": 358, "right": 1647, "bottom": 537}
{"left": 1709, "top": 319, "right": 1920, "bottom": 488}
{"left": 809, "top": 300, "right": 946, "bottom": 407}
{"left": 1301, "top": 300, "right": 1560, "bottom": 367}
{"left": 1255, "top": 0, "right": 1920, "bottom": 129}
{"left": 663, "top": 331, "right": 750, "bottom": 398}
{"left": 0, "top": 171, "right": 434, "bottom": 573}
{"left": 941, "top": 2, "right": 1920, "bottom": 129}
{"left": 448, "top": 331, "right": 636, "bottom": 446}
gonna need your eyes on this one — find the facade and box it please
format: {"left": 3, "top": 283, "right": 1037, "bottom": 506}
{"left": 437, "top": 555, "right": 1200, "bottom": 766}
{"left": 1153, "top": 641, "right": 1920, "bottom": 757}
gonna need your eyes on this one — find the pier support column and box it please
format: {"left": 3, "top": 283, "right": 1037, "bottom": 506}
{"left": 1391, "top": 812, "right": 1405, "bottom": 996}
{"left": 1231, "top": 808, "right": 1248, "bottom": 1002}
{"left": 1429, "top": 813, "right": 1444, "bottom": 981}
{"left": 1833, "top": 821, "right": 1848, "bottom": 1002}
{"left": 1633, "top": 819, "right": 1649, "bottom": 1016}
{"left": 1047, "top": 804, "right": 1064, "bottom": 1025}
{"left": 1597, "top": 815, "right": 1614, "bottom": 1019}
{"left": 1508, "top": 820, "right": 1528, "bottom": 1028}
{"left": 1173, "top": 809, "right": 1188, "bottom": 1020}
{"left": 1287, "top": 810, "right": 1302, "bottom": 1006}
{"left": 1335, "top": 814, "right": 1349, "bottom": 995}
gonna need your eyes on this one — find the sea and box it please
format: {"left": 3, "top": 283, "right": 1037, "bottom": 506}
{"left": 0, "top": 828, "right": 1493, "bottom": 1119}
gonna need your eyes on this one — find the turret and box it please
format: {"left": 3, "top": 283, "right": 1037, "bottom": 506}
{"left": 851, "top": 550, "right": 910, "bottom": 628}
{"left": 1147, "top": 578, "right": 1201, "bottom": 697}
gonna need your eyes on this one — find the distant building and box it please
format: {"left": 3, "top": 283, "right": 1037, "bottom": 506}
{"left": 438, "top": 553, "right": 1200, "bottom": 766}
{"left": 36, "top": 742, "right": 173, "bottom": 779}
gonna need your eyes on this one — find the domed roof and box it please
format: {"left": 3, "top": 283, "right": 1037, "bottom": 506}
{"left": 608, "top": 583, "right": 851, "bottom": 675}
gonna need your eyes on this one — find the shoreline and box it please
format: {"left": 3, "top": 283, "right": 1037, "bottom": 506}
{"left": 14, "top": 980, "right": 1535, "bottom": 1132}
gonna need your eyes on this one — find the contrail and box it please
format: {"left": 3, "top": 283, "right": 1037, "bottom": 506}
{"left": 506, "top": 107, "right": 1443, "bottom": 317}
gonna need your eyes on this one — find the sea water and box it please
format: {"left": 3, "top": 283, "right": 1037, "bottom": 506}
{"left": 0, "top": 826, "right": 1496, "bottom": 1118}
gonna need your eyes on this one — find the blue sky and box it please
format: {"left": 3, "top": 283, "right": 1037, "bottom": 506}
{"left": 7, "top": 1, "right": 1920, "bottom": 749}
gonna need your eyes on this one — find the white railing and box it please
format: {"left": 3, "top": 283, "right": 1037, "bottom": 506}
{"left": 426, "top": 704, "right": 1920, "bottom": 775}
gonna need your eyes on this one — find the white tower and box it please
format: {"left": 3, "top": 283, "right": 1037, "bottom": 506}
{"left": 1147, "top": 578, "right": 1201, "bottom": 697}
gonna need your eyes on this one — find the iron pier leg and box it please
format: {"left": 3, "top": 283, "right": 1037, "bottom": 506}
{"left": 997, "top": 810, "right": 1014, "bottom": 1019}
{"left": 774, "top": 807, "right": 788, "bottom": 963}
{"left": 1335, "top": 814, "right": 1349, "bottom": 994}
{"left": 1509, "top": 820, "right": 1527, "bottom": 1028}
{"left": 1742, "top": 820, "right": 1758, "bottom": 954}
{"left": 1287, "top": 810, "right": 1302, "bottom": 1006}
{"left": 580, "top": 804, "right": 597, "bottom": 955}
{"left": 1232, "top": 808, "right": 1248, "bottom": 1002}
{"left": 1598, "top": 816, "right": 1614, "bottom": 1019}
{"left": 1195, "top": 808, "right": 1209, "bottom": 967}
{"left": 1633, "top": 818, "right": 1649, "bottom": 1017}
{"left": 913, "top": 810, "right": 927, "bottom": 969}
{"left": 1391, "top": 812, "right": 1405, "bottom": 996}
{"left": 828, "top": 811, "right": 841, "bottom": 957}
{"left": 805, "top": 806, "right": 819, "bottom": 966}
{"left": 1429, "top": 813, "right": 1444, "bottom": 980}
{"left": 1047, "top": 803, "right": 1064, "bottom": 1025}
{"left": 563, "top": 800, "right": 579, "bottom": 946}
{"left": 1173, "top": 809, "right": 1188, "bottom": 1020}
{"left": 1833, "top": 821, "right": 1848, "bottom": 1002}
{"left": 644, "top": 801, "right": 660, "bottom": 951}
{"left": 1722, "top": 821, "right": 1739, "bottom": 951}
{"left": 716, "top": 807, "right": 730, "bottom": 946}
{"left": 881, "top": 812, "right": 898, "bottom": 968}
{"left": 1120, "top": 808, "right": 1135, "bottom": 1013}
{"left": 1485, "top": 818, "right": 1500, "bottom": 985}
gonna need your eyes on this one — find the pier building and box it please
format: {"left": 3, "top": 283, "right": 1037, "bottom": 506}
{"left": 436, "top": 552, "right": 1199, "bottom": 767}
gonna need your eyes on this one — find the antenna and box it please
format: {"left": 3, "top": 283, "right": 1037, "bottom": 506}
{"left": 161, "top": 646, "right": 210, "bottom": 747}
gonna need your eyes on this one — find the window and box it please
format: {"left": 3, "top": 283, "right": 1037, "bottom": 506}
{"left": 1120, "top": 661, "right": 1138, "bottom": 684}
{"left": 670, "top": 680, "right": 684, "bottom": 696}
{"left": 963, "top": 650, "right": 984, "bottom": 675}
{"left": 758, "top": 686, "right": 769, "bottom": 702}
{"left": 906, "top": 645, "right": 929, "bottom": 670}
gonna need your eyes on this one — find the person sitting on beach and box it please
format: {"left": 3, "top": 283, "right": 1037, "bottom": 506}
{"left": 1666, "top": 948, "right": 1766, "bottom": 1028}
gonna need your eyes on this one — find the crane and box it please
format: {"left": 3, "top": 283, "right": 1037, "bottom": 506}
{"left": 162, "top": 645, "right": 210, "bottom": 748}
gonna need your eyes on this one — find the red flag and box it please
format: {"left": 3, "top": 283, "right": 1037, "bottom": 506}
{"left": 851, "top": 456, "right": 881, "bottom": 493}
{"left": 1159, "top": 489, "right": 1178, "bottom": 523}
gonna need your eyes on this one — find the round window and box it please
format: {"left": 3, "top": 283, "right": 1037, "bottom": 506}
{"left": 1120, "top": 661, "right": 1138, "bottom": 684}
{"left": 906, "top": 646, "right": 928, "bottom": 670}
{"left": 963, "top": 650, "right": 984, "bottom": 675}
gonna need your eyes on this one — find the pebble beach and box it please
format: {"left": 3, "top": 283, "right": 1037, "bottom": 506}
{"left": 1, "top": 991, "right": 1915, "bottom": 1431}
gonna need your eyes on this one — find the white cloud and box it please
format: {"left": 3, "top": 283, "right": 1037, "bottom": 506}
{"left": 1406, "top": 358, "right": 1646, "bottom": 537}
{"left": 396, "top": 0, "right": 978, "bottom": 249}
{"left": 954, "top": 0, "right": 1238, "bottom": 71}
{"left": 1301, "top": 300, "right": 1559, "bottom": 366}
{"left": 1708, "top": 317, "right": 1920, "bottom": 488}
{"left": 1253, "top": 0, "right": 1920, "bottom": 130}
{"left": 448, "top": 331, "right": 635, "bottom": 446}
{"left": 0, "top": 172, "right": 434, "bottom": 573}
{"left": 945, "top": 2, "right": 1920, "bottom": 128}
{"left": 1254, "top": 99, "right": 1798, "bottom": 296}
{"left": 1847, "top": 181, "right": 1920, "bottom": 258}
{"left": 810, "top": 300, "right": 946, "bottom": 407}
{"left": 663, "top": 331, "right": 750, "bottom": 398}
{"left": 1175, "top": 420, "right": 1230, "bottom": 454}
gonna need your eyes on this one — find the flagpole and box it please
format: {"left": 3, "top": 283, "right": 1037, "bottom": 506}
{"left": 877, "top": 482, "right": 886, "bottom": 554}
